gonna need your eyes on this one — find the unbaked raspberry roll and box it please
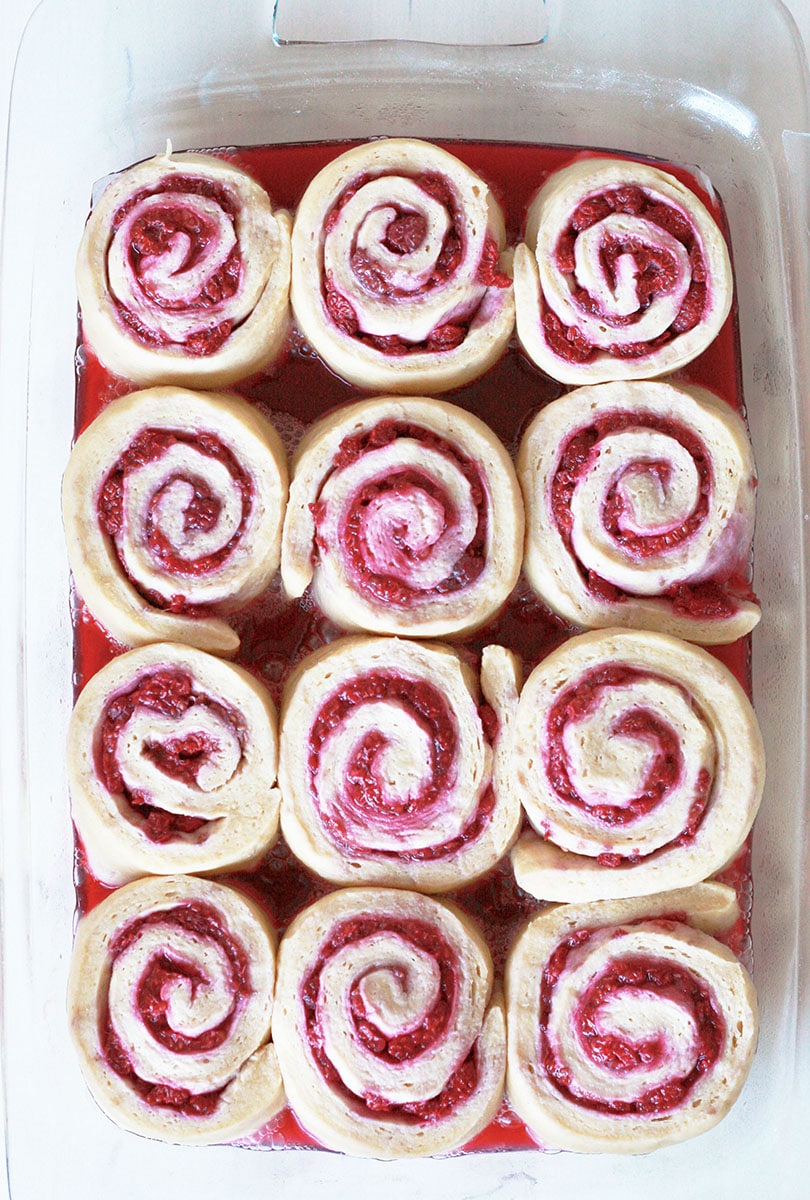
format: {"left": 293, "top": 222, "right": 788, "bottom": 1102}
{"left": 281, "top": 396, "right": 523, "bottom": 636}
{"left": 517, "top": 380, "right": 759, "bottom": 644}
{"left": 272, "top": 887, "right": 505, "bottom": 1158}
{"left": 290, "top": 138, "right": 514, "bottom": 393}
{"left": 484, "top": 629, "right": 764, "bottom": 902}
{"left": 68, "top": 643, "right": 280, "bottom": 885}
{"left": 505, "top": 884, "right": 758, "bottom": 1153}
{"left": 62, "top": 387, "right": 288, "bottom": 655}
{"left": 68, "top": 874, "right": 284, "bottom": 1145}
{"left": 278, "top": 636, "right": 519, "bottom": 891}
{"left": 514, "top": 157, "right": 733, "bottom": 383}
{"left": 77, "top": 149, "right": 292, "bottom": 388}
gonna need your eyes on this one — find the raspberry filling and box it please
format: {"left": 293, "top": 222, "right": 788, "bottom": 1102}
{"left": 539, "top": 927, "right": 725, "bottom": 1115}
{"left": 322, "top": 170, "right": 509, "bottom": 356}
{"left": 544, "top": 664, "right": 712, "bottom": 862}
{"left": 110, "top": 174, "right": 244, "bottom": 356}
{"left": 313, "top": 420, "right": 488, "bottom": 606}
{"left": 308, "top": 670, "right": 495, "bottom": 860}
{"left": 550, "top": 411, "right": 753, "bottom": 617}
{"left": 544, "top": 185, "right": 708, "bottom": 363}
{"left": 101, "top": 901, "right": 252, "bottom": 1115}
{"left": 97, "top": 666, "right": 245, "bottom": 843}
{"left": 302, "top": 916, "right": 479, "bottom": 1121}
{"left": 97, "top": 427, "right": 253, "bottom": 614}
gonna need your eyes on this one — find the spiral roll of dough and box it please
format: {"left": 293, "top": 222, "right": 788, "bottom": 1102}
{"left": 68, "top": 643, "right": 280, "bottom": 885}
{"left": 68, "top": 875, "right": 284, "bottom": 1145}
{"left": 272, "top": 887, "right": 506, "bottom": 1158}
{"left": 281, "top": 396, "right": 523, "bottom": 637}
{"left": 77, "top": 150, "right": 292, "bottom": 388}
{"left": 505, "top": 884, "right": 758, "bottom": 1153}
{"left": 278, "top": 637, "right": 519, "bottom": 892}
{"left": 483, "top": 629, "right": 764, "bottom": 902}
{"left": 514, "top": 157, "right": 733, "bottom": 384}
{"left": 62, "top": 388, "right": 288, "bottom": 655}
{"left": 290, "top": 139, "right": 514, "bottom": 393}
{"left": 517, "top": 381, "right": 759, "bottom": 644}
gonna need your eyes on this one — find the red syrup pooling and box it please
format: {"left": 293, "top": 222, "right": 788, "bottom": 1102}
{"left": 72, "top": 139, "right": 752, "bottom": 1153}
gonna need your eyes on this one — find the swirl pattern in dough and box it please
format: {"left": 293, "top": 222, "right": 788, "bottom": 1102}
{"left": 62, "top": 387, "right": 288, "bottom": 655}
{"left": 272, "top": 887, "right": 505, "bottom": 1158}
{"left": 517, "top": 380, "right": 759, "bottom": 644}
{"left": 505, "top": 884, "right": 758, "bottom": 1152}
{"left": 483, "top": 629, "right": 764, "bottom": 901}
{"left": 278, "top": 636, "right": 519, "bottom": 891}
{"left": 68, "top": 642, "right": 280, "bottom": 885}
{"left": 77, "top": 150, "right": 292, "bottom": 387}
{"left": 290, "top": 139, "right": 514, "bottom": 392}
{"left": 281, "top": 396, "right": 523, "bottom": 637}
{"left": 68, "top": 874, "right": 284, "bottom": 1145}
{"left": 514, "top": 157, "right": 733, "bottom": 383}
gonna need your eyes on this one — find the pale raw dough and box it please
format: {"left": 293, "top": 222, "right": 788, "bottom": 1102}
{"left": 514, "top": 157, "right": 733, "bottom": 384}
{"left": 280, "top": 394, "right": 523, "bottom": 637}
{"left": 505, "top": 884, "right": 758, "bottom": 1152}
{"left": 291, "top": 139, "right": 514, "bottom": 392}
{"left": 68, "top": 874, "right": 285, "bottom": 1145}
{"left": 278, "top": 636, "right": 520, "bottom": 891}
{"left": 68, "top": 642, "right": 280, "bottom": 885}
{"left": 492, "top": 629, "right": 765, "bottom": 901}
{"left": 272, "top": 887, "right": 505, "bottom": 1158}
{"left": 517, "top": 380, "right": 760, "bottom": 644}
{"left": 61, "top": 386, "right": 289, "bottom": 655}
{"left": 77, "top": 150, "right": 292, "bottom": 388}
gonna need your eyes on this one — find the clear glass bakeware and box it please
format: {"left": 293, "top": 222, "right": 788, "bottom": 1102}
{"left": 1, "top": 1, "right": 809, "bottom": 1197}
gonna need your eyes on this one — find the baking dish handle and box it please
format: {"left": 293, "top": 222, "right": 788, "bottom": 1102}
{"left": 272, "top": 0, "right": 549, "bottom": 46}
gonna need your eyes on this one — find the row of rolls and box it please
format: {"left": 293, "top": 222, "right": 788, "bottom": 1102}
{"left": 76, "top": 139, "right": 735, "bottom": 394}
{"left": 69, "top": 874, "right": 757, "bottom": 1157}
{"left": 68, "top": 632, "right": 764, "bottom": 899}
{"left": 66, "top": 136, "right": 762, "bottom": 1158}
{"left": 62, "top": 384, "right": 760, "bottom": 652}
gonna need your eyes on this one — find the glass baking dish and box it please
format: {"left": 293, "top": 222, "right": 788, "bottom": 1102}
{"left": 1, "top": 0, "right": 809, "bottom": 1196}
